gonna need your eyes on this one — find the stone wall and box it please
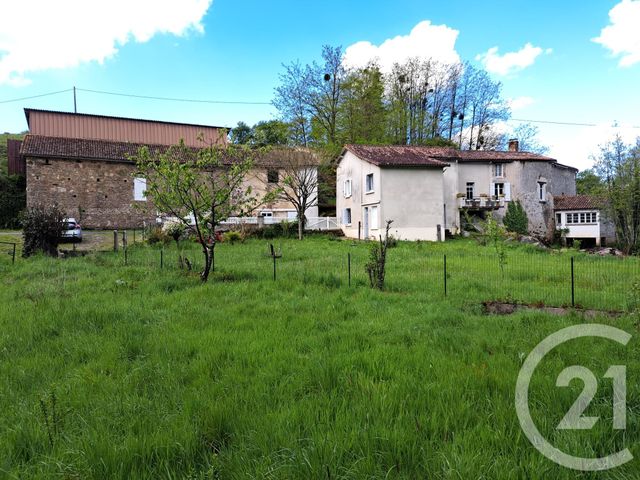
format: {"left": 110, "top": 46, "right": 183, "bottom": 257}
{"left": 26, "top": 157, "right": 157, "bottom": 229}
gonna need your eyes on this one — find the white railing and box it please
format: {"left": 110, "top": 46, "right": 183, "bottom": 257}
{"left": 221, "top": 216, "right": 339, "bottom": 230}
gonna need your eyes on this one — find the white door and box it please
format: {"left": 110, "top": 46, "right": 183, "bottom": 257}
{"left": 363, "top": 207, "right": 369, "bottom": 238}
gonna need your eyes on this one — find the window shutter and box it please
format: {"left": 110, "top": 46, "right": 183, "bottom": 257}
{"left": 504, "top": 182, "right": 511, "bottom": 201}
{"left": 490, "top": 182, "right": 495, "bottom": 197}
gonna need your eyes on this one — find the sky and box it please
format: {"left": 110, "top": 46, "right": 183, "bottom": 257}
{"left": 0, "top": 0, "right": 639, "bottom": 171}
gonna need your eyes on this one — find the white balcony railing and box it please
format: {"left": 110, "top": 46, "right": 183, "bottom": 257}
{"left": 458, "top": 196, "right": 505, "bottom": 209}
{"left": 221, "top": 216, "right": 339, "bottom": 231}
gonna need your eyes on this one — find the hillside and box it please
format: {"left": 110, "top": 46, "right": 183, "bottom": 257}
{"left": 0, "top": 132, "right": 25, "bottom": 175}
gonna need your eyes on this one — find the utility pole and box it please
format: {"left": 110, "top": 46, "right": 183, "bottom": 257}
{"left": 73, "top": 86, "right": 77, "bottom": 113}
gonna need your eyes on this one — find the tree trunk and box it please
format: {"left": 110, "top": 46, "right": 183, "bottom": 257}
{"left": 298, "top": 211, "right": 304, "bottom": 240}
{"left": 201, "top": 244, "right": 213, "bottom": 282}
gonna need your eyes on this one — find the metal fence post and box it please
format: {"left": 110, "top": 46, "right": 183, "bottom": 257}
{"left": 113, "top": 230, "right": 118, "bottom": 252}
{"left": 11, "top": 243, "right": 16, "bottom": 264}
{"left": 444, "top": 254, "right": 447, "bottom": 296}
{"left": 133, "top": 229, "right": 136, "bottom": 244}
{"left": 124, "top": 244, "right": 128, "bottom": 266}
{"left": 160, "top": 249, "right": 164, "bottom": 269}
{"left": 571, "top": 256, "right": 575, "bottom": 307}
{"left": 348, "top": 252, "right": 351, "bottom": 287}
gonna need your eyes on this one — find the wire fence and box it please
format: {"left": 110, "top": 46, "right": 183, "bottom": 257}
{"left": 98, "top": 242, "right": 640, "bottom": 313}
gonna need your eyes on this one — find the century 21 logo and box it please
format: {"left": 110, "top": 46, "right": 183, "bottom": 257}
{"left": 515, "top": 324, "right": 632, "bottom": 471}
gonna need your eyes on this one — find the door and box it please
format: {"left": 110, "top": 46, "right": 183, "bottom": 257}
{"left": 363, "top": 207, "right": 369, "bottom": 239}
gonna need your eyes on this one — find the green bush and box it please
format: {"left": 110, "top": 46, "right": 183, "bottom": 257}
{"left": 223, "top": 231, "right": 243, "bottom": 244}
{"left": 0, "top": 175, "right": 26, "bottom": 228}
{"left": 146, "top": 226, "right": 170, "bottom": 245}
{"left": 21, "top": 203, "right": 64, "bottom": 257}
{"left": 503, "top": 200, "right": 528, "bottom": 235}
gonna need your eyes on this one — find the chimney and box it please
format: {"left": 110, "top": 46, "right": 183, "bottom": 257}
{"left": 508, "top": 138, "right": 519, "bottom": 152}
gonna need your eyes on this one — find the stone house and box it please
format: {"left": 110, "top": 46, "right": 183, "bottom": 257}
{"left": 336, "top": 141, "right": 577, "bottom": 241}
{"left": 20, "top": 109, "right": 317, "bottom": 228}
{"left": 554, "top": 195, "right": 616, "bottom": 247}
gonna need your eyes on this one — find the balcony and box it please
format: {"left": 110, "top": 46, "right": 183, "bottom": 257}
{"left": 458, "top": 196, "right": 504, "bottom": 210}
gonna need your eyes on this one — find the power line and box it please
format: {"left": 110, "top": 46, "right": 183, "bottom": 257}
{"left": 0, "top": 89, "right": 73, "bottom": 104}
{"left": 509, "top": 117, "right": 640, "bottom": 129}
{"left": 76, "top": 87, "right": 272, "bottom": 106}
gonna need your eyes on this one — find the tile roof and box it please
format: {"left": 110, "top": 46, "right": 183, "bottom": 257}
{"left": 343, "top": 145, "right": 450, "bottom": 168}
{"left": 554, "top": 195, "right": 604, "bottom": 211}
{"left": 20, "top": 135, "right": 317, "bottom": 167}
{"left": 342, "top": 144, "right": 560, "bottom": 167}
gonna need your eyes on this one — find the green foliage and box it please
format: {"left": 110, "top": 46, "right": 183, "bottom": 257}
{"left": 503, "top": 200, "right": 529, "bottom": 235}
{"left": 484, "top": 215, "right": 507, "bottom": 274}
{"left": 365, "top": 220, "right": 393, "bottom": 289}
{"left": 21, "top": 203, "right": 64, "bottom": 257}
{"left": 0, "top": 174, "right": 26, "bottom": 228}
{"left": 146, "top": 226, "right": 171, "bottom": 245}
{"left": 162, "top": 220, "right": 186, "bottom": 244}
{"left": 133, "top": 140, "right": 276, "bottom": 281}
{"left": 594, "top": 135, "right": 640, "bottom": 253}
{"left": 576, "top": 168, "right": 603, "bottom": 195}
{"left": 222, "top": 231, "right": 242, "bottom": 244}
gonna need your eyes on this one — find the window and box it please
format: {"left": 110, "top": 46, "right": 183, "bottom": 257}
{"left": 365, "top": 173, "right": 374, "bottom": 193}
{"left": 494, "top": 163, "right": 504, "bottom": 177}
{"left": 466, "top": 182, "right": 475, "bottom": 200}
{"left": 556, "top": 213, "right": 562, "bottom": 226}
{"left": 565, "top": 212, "right": 597, "bottom": 224}
{"left": 493, "top": 182, "right": 504, "bottom": 197}
{"left": 538, "top": 182, "right": 547, "bottom": 202}
{"left": 267, "top": 169, "right": 279, "bottom": 184}
{"left": 370, "top": 205, "right": 379, "bottom": 230}
{"left": 134, "top": 177, "right": 147, "bottom": 201}
{"left": 343, "top": 208, "right": 352, "bottom": 225}
{"left": 343, "top": 178, "right": 352, "bottom": 198}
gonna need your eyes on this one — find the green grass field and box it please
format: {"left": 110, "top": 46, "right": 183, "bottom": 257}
{"left": 1, "top": 236, "right": 640, "bottom": 479}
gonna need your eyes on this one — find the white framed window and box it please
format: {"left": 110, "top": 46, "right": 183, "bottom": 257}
{"left": 538, "top": 182, "right": 547, "bottom": 202}
{"left": 493, "top": 182, "right": 504, "bottom": 197}
{"left": 365, "top": 173, "right": 374, "bottom": 193}
{"left": 556, "top": 213, "right": 562, "bottom": 225}
{"left": 466, "top": 182, "right": 475, "bottom": 200}
{"left": 342, "top": 208, "right": 352, "bottom": 225}
{"left": 134, "top": 177, "right": 147, "bottom": 201}
{"left": 343, "top": 178, "right": 352, "bottom": 198}
{"left": 494, "top": 163, "right": 504, "bottom": 177}
{"left": 370, "top": 205, "right": 379, "bottom": 230}
{"left": 565, "top": 212, "right": 597, "bottom": 224}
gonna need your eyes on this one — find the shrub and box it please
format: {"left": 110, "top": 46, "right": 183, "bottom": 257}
{"left": 146, "top": 226, "right": 170, "bottom": 245}
{"left": 503, "top": 200, "right": 528, "bottom": 235}
{"left": 223, "top": 231, "right": 243, "bottom": 244}
{"left": 162, "top": 220, "right": 186, "bottom": 244}
{"left": 0, "top": 175, "right": 26, "bottom": 228}
{"left": 21, "top": 203, "right": 64, "bottom": 257}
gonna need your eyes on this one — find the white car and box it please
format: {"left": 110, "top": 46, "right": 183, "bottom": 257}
{"left": 61, "top": 218, "right": 82, "bottom": 242}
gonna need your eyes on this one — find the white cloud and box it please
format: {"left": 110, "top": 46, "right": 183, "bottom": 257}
{"left": 508, "top": 96, "right": 535, "bottom": 111}
{"left": 0, "top": 0, "right": 213, "bottom": 86}
{"left": 547, "top": 123, "right": 639, "bottom": 171}
{"left": 343, "top": 20, "right": 460, "bottom": 72}
{"left": 592, "top": 0, "right": 640, "bottom": 67}
{"left": 476, "top": 43, "right": 550, "bottom": 76}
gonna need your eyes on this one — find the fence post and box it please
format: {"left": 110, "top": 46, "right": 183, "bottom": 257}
{"left": 358, "top": 221, "right": 361, "bottom": 241}
{"left": 11, "top": 243, "right": 16, "bottom": 264}
{"left": 348, "top": 252, "right": 351, "bottom": 287}
{"left": 113, "top": 230, "right": 118, "bottom": 252}
{"left": 160, "top": 248, "right": 164, "bottom": 269}
{"left": 571, "top": 256, "right": 575, "bottom": 307}
{"left": 273, "top": 255, "right": 277, "bottom": 281}
{"left": 444, "top": 254, "right": 447, "bottom": 296}
{"left": 124, "top": 244, "right": 128, "bottom": 266}
{"left": 133, "top": 229, "right": 136, "bottom": 244}
{"left": 122, "top": 230, "right": 127, "bottom": 250}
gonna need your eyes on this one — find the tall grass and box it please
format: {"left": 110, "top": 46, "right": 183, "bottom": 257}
{"left": 0, "top": 237, "right": 639, "bottom": 478}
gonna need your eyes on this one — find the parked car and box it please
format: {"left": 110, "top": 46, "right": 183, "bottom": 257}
{"left": 61, "top": 218, "right": 82, "bottom": 242}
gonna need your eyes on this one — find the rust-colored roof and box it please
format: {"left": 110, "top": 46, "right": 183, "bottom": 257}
{"left": 20, "top": 134, "right": 315, "bottom": 168}
{"left": 342, "top": 144, "right": 560, "bottom": 168}
{"left": 343, "top": 145, "right": 450, "bottom": 168}
{"left": 554, "top": 195, "right": 604, "bottom": 211}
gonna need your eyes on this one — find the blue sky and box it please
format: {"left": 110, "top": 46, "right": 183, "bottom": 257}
{"left": 1, "top": 0, "right": 639, "bottom": 170}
